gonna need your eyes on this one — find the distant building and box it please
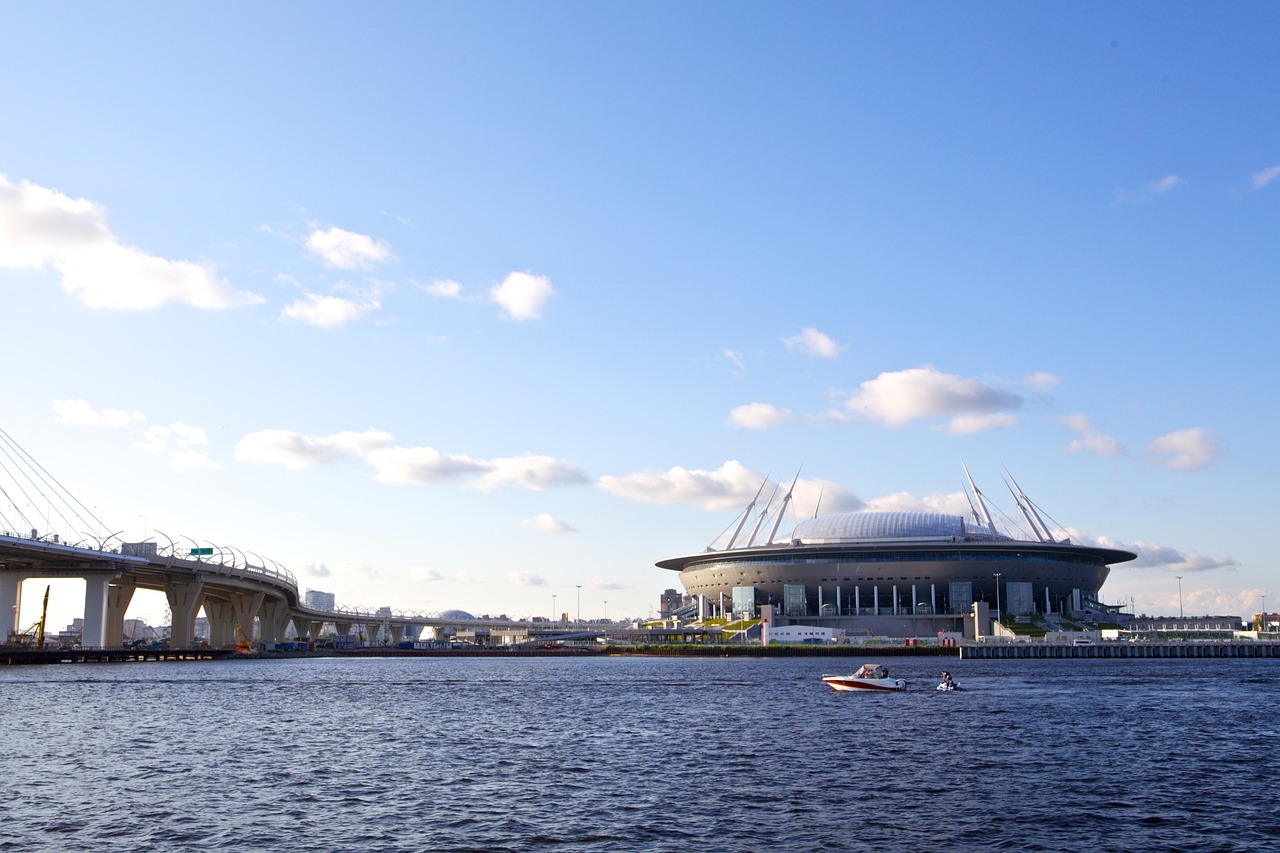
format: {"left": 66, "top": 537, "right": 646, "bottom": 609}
{"left": 305, "top": 589, "right": 336, "bottom": 611}
{"left": 659, "top": 588, "right": 683, "bottom": 616}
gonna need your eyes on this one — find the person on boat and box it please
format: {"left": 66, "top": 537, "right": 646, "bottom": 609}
{"left": 940, "top": 670, "right": 955, "bottom": 688}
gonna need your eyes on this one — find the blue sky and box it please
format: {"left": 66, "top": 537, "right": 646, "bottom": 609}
{"left": 2, "top": 3, "right": 1277, "bottom": 630}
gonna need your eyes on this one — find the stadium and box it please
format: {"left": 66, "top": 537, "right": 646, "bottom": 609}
{"left": 655, "top": 472, "right": 1137, "bottom": 636}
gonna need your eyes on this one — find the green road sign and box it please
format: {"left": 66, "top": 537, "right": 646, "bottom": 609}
{"left": 189, "top": 547, "right": 214, "bottom": 556}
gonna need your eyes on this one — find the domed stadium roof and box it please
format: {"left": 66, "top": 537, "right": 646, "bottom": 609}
{"left": 437, "top": 609, "right": 475, "bottom": 620}
{"left": 792, "top": 511, "right": 968, "bottom": 543}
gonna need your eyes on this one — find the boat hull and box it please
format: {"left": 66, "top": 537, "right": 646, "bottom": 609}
{"left": 822, "top": 675, "right": 906, "bottom": 692}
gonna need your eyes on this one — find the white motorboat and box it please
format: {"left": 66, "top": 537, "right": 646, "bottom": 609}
{"left": 821, "top": 663, "right": 906, "bottom": 692}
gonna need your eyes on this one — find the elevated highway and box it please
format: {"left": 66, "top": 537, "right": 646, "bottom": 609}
{"left": 0, "top": 530, "right": 581, "bottom": 649}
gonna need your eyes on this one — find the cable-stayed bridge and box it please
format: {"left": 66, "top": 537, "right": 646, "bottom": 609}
{"left": 0, "top": 428, "right": 593, "bottom": 648}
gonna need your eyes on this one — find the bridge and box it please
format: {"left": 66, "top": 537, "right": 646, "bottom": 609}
{"left": 0, "top": 530, "right": 608, "bottom": 648}
{"left": 0, "top": 428, "right": 603, "bottom": 649}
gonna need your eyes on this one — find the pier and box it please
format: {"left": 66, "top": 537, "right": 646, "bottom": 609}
{"left": 961, "top": 641, "right": 1280, "bottom": 659}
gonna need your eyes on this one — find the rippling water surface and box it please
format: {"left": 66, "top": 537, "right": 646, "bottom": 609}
{"left": 2, "top": 655, "right": 1277, "bottom": 851}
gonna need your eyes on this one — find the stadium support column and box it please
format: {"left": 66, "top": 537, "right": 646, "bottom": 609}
{"left": 836, "top": 585, "right": 842, "bottom": 616}
{"left": 892, "top": 585, "right": 899, "bottom": 616}
{"left": 104, "top": 580, "right": 137, "bottom": 647}
{"left": 0, "top": 573, "right": 22, "bottom": 637}
{"left": 82, "top": 575, "right": 112, "bottom": 648}
{"left": 855, "top": 586, "right": 860, "bottom": 615}
{"left": 931, "top": 584, "right": 937, "bottom": 615}
{"left": 698, "top": 595, "right": 705, "bottom": 620}
{"left": 165, "top": 578, "right": 204, "bottom": 648}
{"left": 873, "top": 586, "right": 879, "bottom": 616}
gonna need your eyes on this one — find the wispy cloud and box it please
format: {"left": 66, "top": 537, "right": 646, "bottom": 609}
{"left": 490, "top": 271, "right": 555, "bottom": 321}
{"left": 0, "top": 174, "right": 263, "bottom": 310}
{"left": 304, "top": 225, "right": 395, "bottom": 270}
{"left": 836, "top": 365, "right": 1023, "bottom": 433}
{"left": 52, "top": 398, "right": 144, "bottom": 428}
{"left": 1147, "top": 427, "right": 1222, "bottom": 471}
{"left": 506, "top": 570, "right": 548, "bottom": 586}
{"left": 1114, "top": 173, "right": 1186, "bottom": 203}
{"left": 235, "top": 427, "right": 589, "bottom": 492}
{"left": 783, "top": 327, "right": 843, "bottom": 358}
{"left": 597, "top": 460, "right": 862, "bottom": 516}
{"left": 1250, "top": 164, "right": 1280, "bottom": 190}
{"left": 52, "top": 399, "right": 215, "bottom": 470}
{"left": 280, "top": 292, "right": 381, "bottom": 328}
{"left": 1066, "top": 529, "right": 1236, "bottom": 574}
{"left": 728, "top": 402, "right": 794, "bottom": 430}
{"left": 521, "top": 512, "right": 578, "bottom": 534}
{"left": 1059, "top": 413, "right": 1125, "bottom": 457}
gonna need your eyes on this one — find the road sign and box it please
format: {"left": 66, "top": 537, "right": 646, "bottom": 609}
{"left": 189, "top": 547, "right": 214, "bottom": 556}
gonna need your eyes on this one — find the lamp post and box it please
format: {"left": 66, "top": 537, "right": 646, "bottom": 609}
{"left": 576, "top": 585, "right": 582, "bottom": 623}
{"left": 1176, "top": 575, "right": 1184, "bottom": 619}
{"left": 993, "top": 572, "right": 1002, "bottom": 626}
{"left": 603, "top": 600, "right": 608, "bottom": 623}
{"left": 552, "top": 594, "right": 557, "bottom": 623}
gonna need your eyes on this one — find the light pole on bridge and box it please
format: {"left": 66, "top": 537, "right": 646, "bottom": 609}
{"left": 576, "top": 585, "right": 581, "bottom": 623}
{"left": 552, "top": 594, "right": 557, "bottom": 623}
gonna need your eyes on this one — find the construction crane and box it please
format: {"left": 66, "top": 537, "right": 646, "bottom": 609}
{"left": 6, "top": 585, "right": 50, "bottom": 648}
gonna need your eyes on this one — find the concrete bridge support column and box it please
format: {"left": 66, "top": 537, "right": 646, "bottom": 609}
{"left": 390, "top": 624, "right": 405, "bottom": 645}
{"left": 82, "top": 575, "right": 113, "bottom": 648}
{"left": 165, "top": 578, "right": 204, "bottom": 648}
{"left": 204, "top": 599, "right": 235, "bottom": 647}
{"left": 230, "top": 592, "right": 265, "bottom": 642}
{"left": 334, "top": 621, "right": 352, "bottom": 638}
{"left": 0, "top": 574, "right": 23, "bottom": 637}
{"left": 258, "top": 599, "right": 289, "bottom": 644}
{"left": 104, "top": 581, "right": 137, "bottom": 647}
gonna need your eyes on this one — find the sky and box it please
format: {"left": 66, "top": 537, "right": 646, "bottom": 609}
{"left": 1, "top": 2, "right": 1277, "bottom": 631}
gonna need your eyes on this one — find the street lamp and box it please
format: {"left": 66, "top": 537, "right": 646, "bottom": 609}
{"left": 603, "top": 600, "right": 608, "bottom": 623}
{"left": 993, "top": 573, "right": 1002, "bottom": 625}
{"left": 1176, "top": 575, "right": 1184, "bottom": 619}
{"left": 576, "top": 585, "right": 582, "bottom": 623}
{"left": 552, "top": 594, "right": 557, "bottom": 623}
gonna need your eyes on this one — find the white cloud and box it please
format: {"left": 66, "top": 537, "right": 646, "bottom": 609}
{"left": 304, "top": 226, "right": 394, "bottom": 270}
{"left": 281, "top": 292, "right": 380, "bottom": 328}
{"left": 1250, "top": 164, "right": 1280, "bottom": 190}
{"left": 1148, "top": 174, "right": 1185, "bottom": 194}
{"left": 423, "top": 279, "right": 463, "bottom": 298}
{"left": 1064, "top": 528, "right": 1237, "bottom": 574}
{"left": 861, "top": 489, "right": 973, "bottom": 518}
{"left": 728, "top": 402, "right": 794, "bottom": 430}
{"left": 490, "top": 271, "right": 554, "bottom": 321}
{"left": 1059, "top": 413, "right": 1125, "bottom": 457}
{"left": 478, "top": 454, "right": 590, "bottom": 492}
{"left": 235, "top": 427, "right": 587, "bottom": 493}
{"left": 587, "top": 579, "right": 633, "bottom": 591}
{"left": 721, "top": 348, "right": 746, "bottom": 376}
{"left": 234, "top": 428, "right": 396, "bottom": 470}
{"left": 943, "top": 413, "right": 1018, "bottom": 435}
{"left": 0, "top": 174, "right": 263, "bottom": 310}
{"left": 1022, "top": 372, "right": 1060, "bottom": 392}
{"left": 136, "top": 422, "right": 218, "bottom": 471}
{"left": 1115, "top": 174, "right": 1186, "bottom": 204}
{"left": 52, "top": 398, "right": 144, "bottom": 428}
{"left": 364, "top": 445, "right": 490, "bottom": 484}
{"left": 299, "top": 560, "right": 332, "bottom": 578}
{"left": 597, "top": 460, "right": 861, "bottom": 516}
{"left": 506, "top": 571, "right": 548, "bottom": 586}
{"left": 841, "top": 365, "right": 1023, "bottom": 432}
{"left": 783, "top": 327, "right": 843, "bottom": 358}
{"left": 1148, "top": 427, "right": 1221, "bottom": 471}
{"left": 521, "top": 512, "right": 577, "bottom": 534}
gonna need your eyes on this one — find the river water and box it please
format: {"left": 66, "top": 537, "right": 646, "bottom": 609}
{"left": 1, "top": 655, "right": 1277, "bottom": 852}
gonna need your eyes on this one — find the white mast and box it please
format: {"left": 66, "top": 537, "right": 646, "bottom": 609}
{"left": 1003, "top": 474, "right": 1047, "bottom": 542}
{"left": 1007, "top": 470, "right": 1057, "bottom": 543}
{"left": 766, "top": 469, "right": 802, "bottom": 545}
{"left": 746, "top": 482, "right": 780, "bottom": 546}
{"left": 962, "top": 462, "right": 998, "bottom": 536}
{"left": 725, "top": 476, "right": 769, "bottom": 550}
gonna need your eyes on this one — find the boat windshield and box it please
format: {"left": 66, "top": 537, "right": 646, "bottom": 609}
{"left": 855, "top": 664, "right": 888, "bottom": 678}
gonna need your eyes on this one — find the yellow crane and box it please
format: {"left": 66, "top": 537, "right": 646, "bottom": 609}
{"left": 7, "top": 585, "right": 50, "bottom": 648}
